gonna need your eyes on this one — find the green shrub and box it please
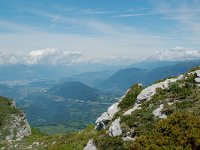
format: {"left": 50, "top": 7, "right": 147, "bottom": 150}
{"left": 96, "top": 135, "right": 124, "bottom": 150}
{"left": 133, "top": 112, "right": 200, "bottom": 150}
{"left": 121, "top": 108, "right": 156, "bottom": 136}
{"left": 0, "top": 97, "right": 20, "bottom": 129}
{"left": 119, "top": 84, "right": 143, "bottom": 110}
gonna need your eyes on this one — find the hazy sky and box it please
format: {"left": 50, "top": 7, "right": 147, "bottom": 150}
{"left": 1, "top": 0, "right": 200, "bottom": 65}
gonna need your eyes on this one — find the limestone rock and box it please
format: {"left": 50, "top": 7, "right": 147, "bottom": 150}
{"left": 109, "top": 118, "right": 122, "bottom": 137}
{"left": 95, "top": 102, "right": 120, "bottom": 130}
{"left": 195, "top": 77, "right": 200, "bottom": 83}
{"left": 123, "top": 103, "right": 141, "bottom": 116}
{"left": 4, "top": 112, "right": 31, "bottom": 142}
{"left": 152, "top": 104, "right": 167, "bottom": 119}
{"left": 137, "top": 77, "right": 181, "bottom": 103}
{"left": 84, "top": 139, "right": 97, "bottom": 150}
{"left": 194, "top": 70, "right": 200, "bottom": 84}
{"left": 10, "top": 101, "right": 16, "bottom": 108}
{"left": 194, "top": 69, "right": 200, "bottom": 77}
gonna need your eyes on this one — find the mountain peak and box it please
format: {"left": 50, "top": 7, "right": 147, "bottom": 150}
{"left": 48, "top": 81, "right": 99, "bottom": 101}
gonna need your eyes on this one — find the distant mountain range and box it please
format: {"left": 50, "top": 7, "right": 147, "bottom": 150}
{"left": 1, "top": 59, "right": 200, "bottom": 132}
{"left": 0, "top": 64, "right": 78, "bottom": 81}
{"left": 97, "top": 68, "right": 147, "bottom": 94}
{"left": 97, "top": 60, "right": 200, "bottom": 94}
{"left": 129, "top": 60, "right": 180, "bottom": 70}
{"left": 61, "top": 70, "right": 116, "bottom": 87}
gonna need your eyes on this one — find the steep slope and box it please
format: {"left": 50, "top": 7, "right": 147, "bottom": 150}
{"left": 2, "top": 66, "right": 200, "bottom": 150}
{"left": 48, "top": 81, "right": 100, "bottom": 101}
{"left": 33, "top": 66, "right": 200, "bottom": 150}
{"left": 0, "top": 97, "right": 31, "bottom": 142}
{"left": 83, "top": 66, "right": 200, "bottom": 149}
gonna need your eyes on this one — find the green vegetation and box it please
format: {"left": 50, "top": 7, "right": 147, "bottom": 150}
{"left": 1, "top": 67, "right": 200, "bottom": 149}
{"left": 118, "top": 84, "right": 143, "bottom": 110}
{"left": 133, "top": 112, "right": 200, "bottom": 150}
{"left": 0, "top": 97, "right": 19, "bottom": 125}
{"left": 95, "top": 135, "right": 124, "bottom": 150}
{"left": 118, "top": 71, "right": 200, "bottom": 149}
{"left": 46, "top": 124, "right": 100, "bottom": 150}
{"left": 0, "top": 97, "right": 20, "bottom": 134}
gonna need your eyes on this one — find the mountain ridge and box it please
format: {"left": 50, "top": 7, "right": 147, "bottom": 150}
{"left": 1, "top": 66, "right": 200, "bottom": 149}
{"left": 98, "top": 60, "right": 200, "bottom": 94}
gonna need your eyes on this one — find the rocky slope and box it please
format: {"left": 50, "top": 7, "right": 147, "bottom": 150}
{"left": 84, "top": 66, "right": 200, "bottom": 149}
{"left": 0, "top": 97, "right": 31, "bottom": 142}
{"left": 1, "top": 66, "right": 200, "bottom": 150}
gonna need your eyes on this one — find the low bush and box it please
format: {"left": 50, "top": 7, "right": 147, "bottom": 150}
{"left": 119, "top": 84, "right": 143, "bottom": 110}
{"left": 133, "top": 112, "right": 200, "bottom": 150}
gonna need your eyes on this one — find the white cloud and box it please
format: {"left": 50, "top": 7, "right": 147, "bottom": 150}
{"left": 0, "top": 48, "right": 138, "bottom": 66}
{"left": 0, "top": 48, "right": 83, "bottom": 65}
{"left": 25, "top": 48, "right": 83, "bottom": 65}
{"left": 151, "top": 47, "right": 200, "bottom": 61}
{"left": 0, "top": 52, "right": 21, "bottom": 64}
{"left": 1, "top": 47, "right": 200, "bottom": 66}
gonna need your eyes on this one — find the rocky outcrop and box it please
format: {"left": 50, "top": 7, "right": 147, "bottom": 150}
{"left": 152, "top": 104, "right": 167, "bottom": 119}
{"left": 137, "top": 75, "right": 183, "bottom": 103}
{"left": 4, "top": 112, "right": 31, "bottom": 142}
{"left": 95, "top": 90, "right": 130, "bottom": 130}
{"left": 88, "top": 68, "right": 200, "bottom": 149}
{"left": 84, "top": 139, "right": 97, "bottom": 150}
{"left": 109, "top": 118, "right": 122, "bottom": 137}
{"left": 123, "top": 103, "right": 141, "bottom": 116}
{"left": 0, "top": 99, "right": 31, "bottom": 142}
{"left": 95, "top": 102, "right": 120, "bottom": 130}
{"left": 10, "top": 101, "right": 16, "bottom": 108}
{"left": 194, "top": 70, "right": 200, "bottom": 85}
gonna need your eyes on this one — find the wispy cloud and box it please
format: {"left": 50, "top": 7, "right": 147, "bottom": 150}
{"left": 81, "top": 9, "right": 114, "bottom": 15}
{"left": 149, "top": 47, "right": 200, "bottom": 61}
{"left": 154, "top": 0, "right": 200, "bottom": 39}
{"left": 112, "top": 12, "right": 157, "bottom": 18}
{"left": 0, "top": 48, "right": 83, "bottom": 65}
{"left": 1, "top": 1, "right": 200, "bottom": 62}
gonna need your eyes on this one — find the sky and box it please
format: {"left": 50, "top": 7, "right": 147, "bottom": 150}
{"left": 1, "top": 0, "right": 200, "bottom": 65}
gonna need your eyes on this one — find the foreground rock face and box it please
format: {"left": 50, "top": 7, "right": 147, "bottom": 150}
{"left": 152, "top": 104, "right": 167, "bottom": 119}
{"left": 137, "top": 76, "right": 183, "bottom": 103}
{"left": 84, "top": 139, "right": 97, "bottom": 150}
{"left": 95, "top": 102, "right": 120, "bottom": 130}
{"left": 123, "top": 103, "right": 141, "bottom": 116}
{"left": 0, "top": 100, "right": 31, "bottom": 142}
{"left": 86, "top": 68, "right": 200, "bottom": 150}
{"left": 109, "top": 117, "right": 122, "bottom": 137}
{"left": 95, "top": 90, "right": 130, "bottom": 130}
{"left": 5, "top": 112, "right": 31, "bottom": 142}
{"left": 194, "top": 70, "right": 200, "bottom": 85}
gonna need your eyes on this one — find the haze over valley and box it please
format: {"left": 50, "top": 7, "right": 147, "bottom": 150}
{"left": 1, "top": 0, "right": 200, "bottom": 149}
